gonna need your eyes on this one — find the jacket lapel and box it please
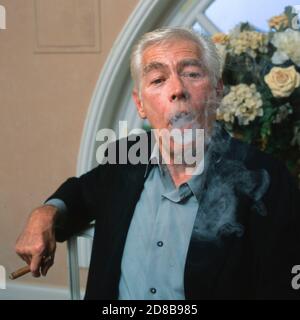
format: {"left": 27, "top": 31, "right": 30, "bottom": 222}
{"left": 106, "top": 132, "right": 154, "bottom": 246}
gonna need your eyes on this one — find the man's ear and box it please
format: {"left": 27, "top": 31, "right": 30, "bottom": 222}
{"left": 132, "top": 90, "right": 146, "bottom": 119}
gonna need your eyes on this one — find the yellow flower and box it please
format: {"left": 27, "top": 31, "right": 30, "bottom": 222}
{"left": 268, "top": 14, "right": 289, "bottom": 30}
{"left": 212, "top": 33, "right": 229, "bottom": 45}
{"left": 264, "top": 66, "right": 300, "bottom": 98}
{"left": 217, "top": 84, "right": 263, "bottom": 125}
{"left": 229, "top": 31, "right": 268, "bottom": 58}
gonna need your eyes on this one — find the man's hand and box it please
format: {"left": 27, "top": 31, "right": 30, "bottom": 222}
{"left": 15, "top": 205, "right": 58, "bottom": 277}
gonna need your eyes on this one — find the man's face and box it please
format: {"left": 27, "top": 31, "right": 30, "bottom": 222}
{"left": 132, "top": 39, "right": 222, "bottom": 133}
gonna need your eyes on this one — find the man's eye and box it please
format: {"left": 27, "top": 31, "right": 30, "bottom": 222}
{"left": 181, "top": 72, "right": 202, "bottom": 79}
{"left": 151, "top": 78, "right": 164, "bottom": 85}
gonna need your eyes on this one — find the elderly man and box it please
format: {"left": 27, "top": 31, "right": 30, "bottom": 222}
{"left": 15, "top": 27, "right": 300, "bottom": 300}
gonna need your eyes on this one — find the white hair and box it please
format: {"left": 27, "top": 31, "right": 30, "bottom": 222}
{"left": 130, "top": 27, "right": 221, "bottom": 91}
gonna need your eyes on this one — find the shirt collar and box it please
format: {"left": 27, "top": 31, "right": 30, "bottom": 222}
{"left": 144, "top": 141, "right": 205, "bottom": 203}
{"left": 144, "top": 142, "right": 164, "bottom": 178}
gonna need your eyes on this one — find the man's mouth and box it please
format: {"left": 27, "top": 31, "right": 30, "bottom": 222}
{"left": 168, "top": 111, "right": 196, "bottom": 129}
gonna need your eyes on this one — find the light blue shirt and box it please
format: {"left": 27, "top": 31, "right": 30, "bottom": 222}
{"left": 118, "top": 145, "right": 203, "bottom": 300}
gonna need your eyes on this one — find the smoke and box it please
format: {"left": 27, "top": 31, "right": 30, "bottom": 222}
{"left": 192, "top": 123, "right": 270, "bottom": 242}
{"left": 169, "top": 111, "right": 196, "bottom": 128}
{"left": 165, "top": 90, "right": 221, "bottom": 143}
{"left": 150, "top": 92, "right": 271, "bottom": 241}
{"left": 155, "top": 93, "right": 220, "bottom": 171}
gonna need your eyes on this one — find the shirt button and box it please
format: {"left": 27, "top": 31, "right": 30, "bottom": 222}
{"left": 157, "top": 241, "right": 163, "bottom": 247}
{"left": 150, "top": 288, "right": 156, "bottom": 294}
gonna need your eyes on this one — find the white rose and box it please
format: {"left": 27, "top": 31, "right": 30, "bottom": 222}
{"left": 271, "top": 29, "right": 300, "bottom": 66}
{"left": 264, "top": 66, "right": 300, "bottom": 98}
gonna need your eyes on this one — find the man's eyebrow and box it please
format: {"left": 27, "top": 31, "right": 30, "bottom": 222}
{"left": 143, "top": 62, "right": 168, "bottom": 75}
{"left": 177, "top": 59, "right": 204, "bottom": 71}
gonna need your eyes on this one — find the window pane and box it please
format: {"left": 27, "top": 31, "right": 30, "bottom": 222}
{"left": 206, "top": 0, "right": 299, "bottom": 32}
{"left": 192, "top": 21, "right": 210, "bottom": 35}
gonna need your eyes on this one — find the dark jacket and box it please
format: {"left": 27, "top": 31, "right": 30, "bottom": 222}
{"left": 48, "top": 129, "right": 300, "bottom": 300}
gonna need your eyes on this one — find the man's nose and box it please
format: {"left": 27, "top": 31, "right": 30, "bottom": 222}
{"left": 169, "top": 75, "right": 188, "bottom": 102}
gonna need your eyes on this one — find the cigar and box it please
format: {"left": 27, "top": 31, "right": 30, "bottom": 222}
{"left": 10, "top": 256, "right": 52, "bottom": 280}
{"left": 9, "top": 265, "right": 31, "bottom": 280}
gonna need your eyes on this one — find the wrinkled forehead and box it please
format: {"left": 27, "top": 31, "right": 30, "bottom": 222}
{"left": 141, "top": 38, "right": 203, "bottom": 68}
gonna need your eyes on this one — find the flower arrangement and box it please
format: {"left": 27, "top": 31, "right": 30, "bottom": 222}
{"left": 212, "top": 6, "right": 300, "bottom": 186}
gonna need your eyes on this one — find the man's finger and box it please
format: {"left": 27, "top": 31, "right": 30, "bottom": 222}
{"left": 41, "top": 255, "right": 54, "bottom": 276}
{"left": 30, "top": 255, "right": 43, "bottom": 277}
